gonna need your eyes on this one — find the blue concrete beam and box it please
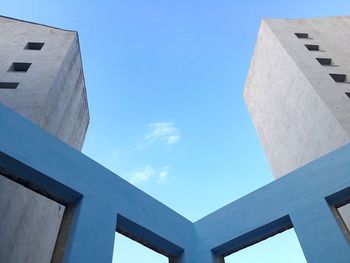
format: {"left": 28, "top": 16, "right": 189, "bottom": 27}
{"left": 194, "top": 144, "right": 350, "bottom": 262}
{"left": 0, "top": 103, "right": 192, "bottom": 262}
{"left": 2, "top": 102, "right": 350, "bottom": 263}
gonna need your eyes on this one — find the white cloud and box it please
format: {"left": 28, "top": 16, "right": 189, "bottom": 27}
{"left": 129, "top": 166, "right": 171, "bottom": 185}
{"left": 157, "top": 166, "right": 169, "bottom": 183}
{"left": 145, "top": 122, "right": 180, "bottom": 145}
{"left": 129, "top": 166, "right": 154, "bottom": 184}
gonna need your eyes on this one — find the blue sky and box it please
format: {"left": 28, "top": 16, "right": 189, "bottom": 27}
{"left": 2, "top": 0, "right": 350, "bottom": 262}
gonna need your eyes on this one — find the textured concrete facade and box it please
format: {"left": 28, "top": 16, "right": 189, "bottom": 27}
{"left": 0, "top": 176, "right": 64, "bottom": 263}
{"left": 244, "top": 16, "right": 350, "bottom": 179}
{"left": 0, "top": 16, "right": 89, "bottom": 150}
{"left": 0, "top": 16, "right": 89, "bottom": 263}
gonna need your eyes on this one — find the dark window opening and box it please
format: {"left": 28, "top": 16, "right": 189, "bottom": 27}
{"left": 316, "top": 58, "right": 332, "bottom": 66}
{"left": 330, "top": 73, "right": 346, "bottom": 83}
{"left": 8, "top": 62, "right": 31, "bottom": 72}
{"left": 345, "top": 93, "right": 350, "bottom": 99}
{"left": 295, "top": 33, "right": 309, "bottom": 39}
{"left": 305, "top": 44, "right": 319, "bottom": 51}
{"left": 25, "top": 42, "right": 44, "bottom": 50}
{"left": 0, "top": 82, "right": 19, "bottom": 89}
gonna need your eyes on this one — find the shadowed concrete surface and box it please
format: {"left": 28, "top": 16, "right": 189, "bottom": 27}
{"left": 0, "top": 176, "right": 64, "bottom": 263}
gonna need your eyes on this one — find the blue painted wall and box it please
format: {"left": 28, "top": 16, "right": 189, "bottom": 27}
{"left": 1, "top": 103, "right": 350, "bottom": 262}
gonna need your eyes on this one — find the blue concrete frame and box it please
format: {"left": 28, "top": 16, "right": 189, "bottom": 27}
{"left": 1, "top": 102, "right": 350, "bottom": 263}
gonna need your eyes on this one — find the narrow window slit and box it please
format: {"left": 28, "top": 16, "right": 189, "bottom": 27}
{"left": 330, "top": 73, "right": 347, "bottom": 83}
{"left": 295, "top": 33, "right": 309, "bottom": 39}
{"left": 0, "top": 82, "right": 19, "bottom": 89}
{"left": 305, "top": 44, "right": 319, "bottom": 51}
{"left": 316, "top": 58, "right": 332, "bottom": 66}
{"left": 25, "top": 42, "right": 44, "bottom": 50}
{"left": 8, "top": 62, "right": 31, "bottom": 72}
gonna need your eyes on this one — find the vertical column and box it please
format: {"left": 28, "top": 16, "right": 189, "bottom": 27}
{"left": 180, "top": 243, "right": 217, "bottom": 263}
{"left": 190, "top": 250, "right": 218, "bottom": 263}
{"left": 61, "top": 198, "right": 116, "bottom": 263}
{"left": 291, "top": 199, "right": 350, "bottom": 263}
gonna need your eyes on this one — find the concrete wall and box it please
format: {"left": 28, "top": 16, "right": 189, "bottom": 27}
{"left": 40, "top": 34, "right": 89, "bottom": 150}
{"left": 0, "top": 16, "right": 89, "bottom": 263}
{"left": 0, "top": 16, "right": 89, "bottom": 150}
{"left": 244, "top": 17, "right": 350, "bottom": 179}
{"left": 0, "top": 176, "right": 64, "bottom": 263}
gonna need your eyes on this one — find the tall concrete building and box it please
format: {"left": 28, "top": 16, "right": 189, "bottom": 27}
{"left": 0, "top": 16, "right": 89, "bottom": 263}
{"left": 0, "top": 16, "right": 89, "bottom": 150}
{"left": 244, "top": 16, "right": 350, "bottom": 230}
{"left": 244, "top": 16, "right": 350, "bottom": 179}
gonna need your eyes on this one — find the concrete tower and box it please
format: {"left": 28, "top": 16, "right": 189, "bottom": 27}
{"left": 244, "top": 16, "right": 350, "bottom": 233}
{"left": 0, "top": 16, "right": 89, "bottom": 150}
{"left": 0, "top": 16, "right": 89, "bottom": 263}
{"left": 244, "top": 16, "right": 350, "bottom": 179}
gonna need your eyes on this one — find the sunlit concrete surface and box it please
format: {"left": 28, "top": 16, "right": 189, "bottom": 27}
{"left": 244, "top": 16, "right": 350, "bottom": 179}
{"left": 243, "top": 16, "right": 350, "bottom": 246}
{"left": 0, "top": 16, "right": 89, "bottom": 150}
